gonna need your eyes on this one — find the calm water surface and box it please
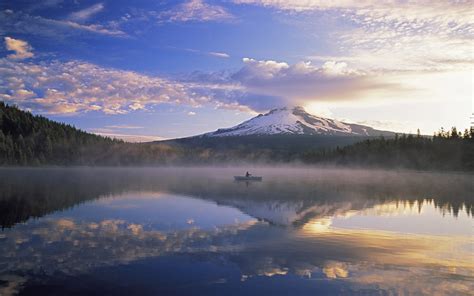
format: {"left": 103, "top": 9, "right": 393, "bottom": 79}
{"left": 0, "top": 167, "right": 472, "bottom": 295}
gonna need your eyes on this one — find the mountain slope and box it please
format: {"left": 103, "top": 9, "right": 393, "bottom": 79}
{"left": 203, "top": 106, "right": 393, "bottom": 137}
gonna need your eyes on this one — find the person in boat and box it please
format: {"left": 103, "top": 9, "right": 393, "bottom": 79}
{"left": 245, "top": 171, "right": 251, "bottom": 177}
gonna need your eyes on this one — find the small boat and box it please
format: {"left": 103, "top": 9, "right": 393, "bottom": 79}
{"left": 234, "top": 176, "right": 263, "bottom": 181}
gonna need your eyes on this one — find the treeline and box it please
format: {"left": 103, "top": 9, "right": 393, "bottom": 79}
{"left": 304, "top": 128, "right": 474, "bottom": 170}
{"left": 0, "top": 102, "right": 204, "bottom": 165}
{"left": 0, "top": 102, "right": 126, "bottom": 165}
{"left": 1, "top": 102, "right": 473, "bottom": 170}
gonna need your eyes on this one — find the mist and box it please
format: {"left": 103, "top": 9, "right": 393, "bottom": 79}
{"left": 1, "top": 166, "right": 472, "bottom": 229}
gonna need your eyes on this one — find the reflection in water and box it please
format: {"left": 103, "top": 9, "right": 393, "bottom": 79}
{"left": 0, "top": 167, "right": 472, "bottom": 295}
{"left": 0, "top": 167, "right": 472, "bottom": 229}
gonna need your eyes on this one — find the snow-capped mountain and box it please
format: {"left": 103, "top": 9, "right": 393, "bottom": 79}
{"left": 214, "top": 198, "right": 381, "bottom": 226}
{"left": 203, "top": 106, "right": 392, "bottom": 137}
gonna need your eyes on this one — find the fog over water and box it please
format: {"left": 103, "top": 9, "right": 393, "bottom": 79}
{"left": 0, "top": 167, "right": 472, "bottom": 295}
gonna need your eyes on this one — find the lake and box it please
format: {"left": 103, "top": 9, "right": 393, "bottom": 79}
{"left": 0, "top": 167, "right": 472, "bottom": 295}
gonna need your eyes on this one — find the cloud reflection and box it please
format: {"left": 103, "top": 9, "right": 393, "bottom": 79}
{"left": 1, "top": 203, "right": 473, "bottom": 295}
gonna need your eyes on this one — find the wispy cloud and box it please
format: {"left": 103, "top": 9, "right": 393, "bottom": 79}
{"left": 104, "top": 125, "right": 144, "bottom": 130}
{"left": 4, "top": 37, "right": 34, "bottom": 60}
{"left": 342, "top": 119, "right": 414, "bottom": 134}
{"left": 176, "top": 47, "right": 230, "bottom": 58}
{"left": 88, "top": 125, "right": 167, "bottom": 142}
{"left": 209, "top": 51, "right": 230, "bottom": 58}
{"left": 88, "top": 130, "right": 166, "bottom": 142}
{"left": 69, "top": 3, "right": 104, "bottom": 22}
{"left": 235, "top": 1, "right": 474, "bottom": 72}
{"left": 0, "top": 9, "right": 127, "bottom": 38}
{"left": 234, "top": 0, "right": 472, "bottom": 16}
{"left": 158, "top": 0, "right": 234, "bottom": 23}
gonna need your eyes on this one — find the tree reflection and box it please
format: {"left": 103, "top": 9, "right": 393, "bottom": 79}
{"left": 0, "top": 167, "right": 472, "bottom": 229}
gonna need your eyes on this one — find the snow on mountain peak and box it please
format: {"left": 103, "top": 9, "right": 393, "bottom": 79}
{"left": 203, "top": 106, "right": 390, "bottom": 137}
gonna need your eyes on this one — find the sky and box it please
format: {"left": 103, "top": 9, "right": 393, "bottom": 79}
{"left": 0, "top": 0, "right": 472, "bottom": 141}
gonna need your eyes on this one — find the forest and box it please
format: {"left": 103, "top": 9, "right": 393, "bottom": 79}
{"left": 304, "top": 128, "right": 474, "bottom": 170}
{"left": 1, "top": 102, "right": 473, "bottom": 170}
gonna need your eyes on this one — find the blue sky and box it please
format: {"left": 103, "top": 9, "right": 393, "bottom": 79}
{"left": 1, "top": 0, "right": 472, "bottom": 141}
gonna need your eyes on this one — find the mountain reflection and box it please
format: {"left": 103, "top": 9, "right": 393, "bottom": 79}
{"left": 0, "top": 167, "right": 472, "bottom": 228}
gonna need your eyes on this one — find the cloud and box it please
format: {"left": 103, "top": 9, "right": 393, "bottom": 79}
{"left": 228, "top": 1, "right": 472, "bottom": 120}
{"left": 235, "top": 1, "right": 474, "bottom": 73}
{"left": 187, "top": 111, "right": 196, "bottom": 116}
{"left": 89, "top": 131, "right": 167, "bottom": 142}
{"left": 89, "top": 125, "right": 162, "bottom": 142}
{"left": 0, "top": 9, "right": 127, "bottom": 38}
{"left": 0, "top": 54, "right": 464, "bottom": 116}
{"left": 234, "top": 0, "right": 472, "bottom": 16}
{"left": 0, "top": 58, "right": 249, "bottom": 115}
{"left": 176, "top": 47, "right": 231, "bottom": 58}
{"left": 345, "top": 119, "right": 414, "bottom": 134}
{"left": 56, "top": 218, "right": 75, "bottom": 229}
{"left": 104, "top": 125, "right": 144, "bottom": 129}
{"left": 69, "top": 3, "right": 105, "bottom": 22}
{"left": 208, "top": 51, "right": 230, "bottom": 58}
{"left": 159, "top": 0, "right": 234, "bottom": 23}
{"left": 0, "top": 215, "right": 254, "bottom": 289}
{"left": 0, "top": 59, "right": 195, "bottom": 114}
{"left": 4, "top": 37, "right": 34, "bottom": 60}
{"left": 186, "top": 56, "right": 469, "bottom": 113}
{"left": 0, "top": 55, "right": 413, "bottom": 116}
{"left": 225, "top": 57, "right": 404, "bottom": 108}
{"left": 322, "top": 262, "right": 349, "bottom": 279}
{"left": 181, "top": 57, "right": 403, "bottom": 112}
